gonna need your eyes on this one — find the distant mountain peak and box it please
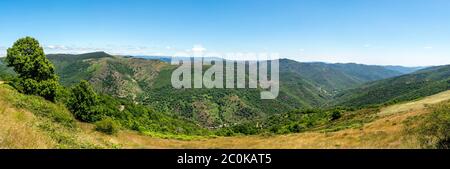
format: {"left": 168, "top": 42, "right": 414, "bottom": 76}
{"left": 46, "top": 51, "right": 113, "bottom": 61}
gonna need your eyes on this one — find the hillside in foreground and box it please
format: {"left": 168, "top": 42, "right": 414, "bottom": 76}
{"left": 2, "top": 81, "right": 448, "bottom": 148}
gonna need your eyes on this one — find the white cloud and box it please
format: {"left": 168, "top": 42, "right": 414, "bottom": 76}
{"left": 44, "top": 45, "right": 69, "bottom": 50}
{"left": 191, "top": 44, "right": 206, "bottom": 53}
{"left": 0, "top": 43, "right": 174, "bottom": 57}
{"left": 0, "top": 47, "right": 5, "bottom": 57}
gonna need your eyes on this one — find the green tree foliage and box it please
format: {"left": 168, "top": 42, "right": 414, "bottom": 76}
{"left": 98, "top": 94, "right": 210, "bottom": 136}
{"left": 330, "top": 110, "right": 342, "bottom": 120}
{"left": 95, "top": 117, "right": 120, "bottom": 135}
{"left": 216, "top": 108, "right": 347, "bottom": 136}
{"left": 64, "top": 80, "right": 209, "bottom": 135}
{"left": 335, "top": 65, "right": 450, "bottom": 108}
{"left": 67, "top": 80, "right": 103, "bottom": 122}
{"left": 417, "top": 102, "right": 450, "bottom": 149}
{"left": 5, "top": 37, "right": 59, "bottom": 101}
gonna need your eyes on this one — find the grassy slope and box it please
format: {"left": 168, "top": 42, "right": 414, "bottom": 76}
{"left": 0, "top": 84, "right": 119, "bottom": 148}
{"left": 335, "top": 65, "right": 450, "bottom": 107}
{"left": 2, "top": 81, "right": 448, "bottom": 149}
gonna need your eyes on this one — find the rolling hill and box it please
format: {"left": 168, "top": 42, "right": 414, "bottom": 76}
{"left": 279, "top": 59, "right": 404, "bottom": 94}
{"left": 334, "top": 65, "right": 450, "bottom": 107}
{"left": 383, "top": 65, "right": 425, "bottom": 74}
{"left": 47, "top": 52, "right": 167, "bottom": 100}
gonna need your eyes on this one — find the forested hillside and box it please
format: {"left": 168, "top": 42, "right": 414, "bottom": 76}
{"left": 335, "top": 65, "right": 450, "bottom": 107}
{"left": 279, "top": 59, "right": 404, "bottom": 94}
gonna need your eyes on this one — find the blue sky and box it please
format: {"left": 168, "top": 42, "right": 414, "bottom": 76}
{"left": 1, "top": 0, "right": 450, "bottom": 66}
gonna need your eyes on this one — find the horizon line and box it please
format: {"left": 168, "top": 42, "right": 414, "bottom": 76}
{"left": 1, "top": 51, "right": 436, "bottom": 67}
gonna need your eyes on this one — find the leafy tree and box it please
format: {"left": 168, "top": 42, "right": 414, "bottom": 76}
{"left": 5, "top": 37, "right": 59, "bottom": 101}
{"left": 67, "top": 80, "right": 103, "bottom": 122}
{"left": 288, "top": 123, "right": 303, "bottom": 133}
{"left": 95, "top": 117, "right": 120, "bottom": 135}
{"left": 330, "top": 110, "right": 342, "bottom": 120}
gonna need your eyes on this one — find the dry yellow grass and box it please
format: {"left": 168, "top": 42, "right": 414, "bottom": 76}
{"left": 379, "top": 90, "right": 450, "bottom": 116}
{"left": 0, "top": 100, "right": 55, "bottom": 149}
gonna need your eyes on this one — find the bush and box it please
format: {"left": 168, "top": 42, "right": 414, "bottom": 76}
{"left": 215, "top": 128, "right": 236, "bottom": 136}
{"left": 67, "top": 80, "right": 104, "bottom": 122}
{"left": 230, "top": 123, "right": 259, "bottom": 135}
{"left": 330, "top": 110, "right": 342, "bottom": 121}
{"left": 417, "top": 102, "right": 450, "bottom": 149}
{"left": 95, "top": 117, "right": 120, "bottom": 135}
{"left": 12, "top": 78, "right": 59, "bottom": 101}
{"left": 288, "top": 123, "right": 303, "bottom": 133}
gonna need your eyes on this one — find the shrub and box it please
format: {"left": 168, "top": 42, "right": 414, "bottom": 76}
{"left": 417, "top": 102, "right": 450, "bottom": 149}
{"left": 95, "top": 117, "right": 120, "bottom": 135}
{"left": 215, "top": 128, "right": 236, "bottom": 136}
{"left": 330, "top": 110, "right": 342, "bottom": 121}
{"left": 288, "top": 123, "right": 303, "bottom": 133}
{"left": 67, "top": 80, "right": 104, "bottom": 122}
{"left": 231, "top": 123, "right": 259, "bottom": 135}
{"left": 12, "top": 78, "right": 59, "bottom": 101}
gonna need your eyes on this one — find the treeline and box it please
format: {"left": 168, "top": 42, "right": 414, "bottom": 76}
{"left": 216, "top": 108, "right": 349, "bottom": 136}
